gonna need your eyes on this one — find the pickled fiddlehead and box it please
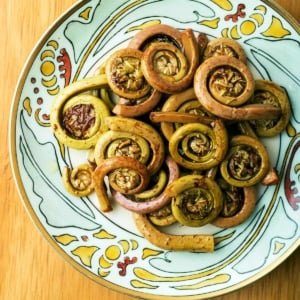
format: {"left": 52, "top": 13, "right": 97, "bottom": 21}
{"left": 50, "top": 75, "right": 111, "bottom": 149}
{"left": 220, "top": 135, "right": 270, "bottom": 187}
{"left": 141, "top": 29, "right": 199, "bottom": 94}
{"left": 93, "top": 130, "right": 151, "bottom": 166}
{"left": 93, "top": 156, "right": 150, "bottom": 212}
{"left": 248, "top": 79, "right": 291, "bottom": 137}
{"left": 169, "top": 119, "right": 228, "bottom": 170}
{"left": 112, "top": 156, "right": 180, "bottom": 214}
{"left": 166, "top": 175, "right": 223, "bottom": 227}
{"left": 212, "top": 179, "right": 257, "bottom": 228}
{"left": 62, "top": 164, "right": 94, "bottom": 197}
{"left": 105, "top": 48, "right": 151, "bottom": 99}
{"left": 203, "top": 37, "right": 247, "bottom": 63}
{"left": 194, "top": 56, "right": 282, "bottom": 120}
{"left": 238, "top": 121, "right": 279, "bottom": 186}
{"left": 104, "top": 116, "right": 165, "bottom": 175}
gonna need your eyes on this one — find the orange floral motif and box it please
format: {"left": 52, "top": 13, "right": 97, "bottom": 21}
{"left": 117, "top": 256, "right": 138, "bottom": 276}
{"left": 224, "top": 3, "right": 246, "bottom": 22}
{"left": 57, "top": 48, "right": 72, "bottom": 87}
{"left": 284, "top": 140, "right": 300, "bottom": 210}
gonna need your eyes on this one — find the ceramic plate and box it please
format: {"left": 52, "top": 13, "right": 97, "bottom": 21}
{"left": 9, "top": 0, "right": 300, "bottom": 299}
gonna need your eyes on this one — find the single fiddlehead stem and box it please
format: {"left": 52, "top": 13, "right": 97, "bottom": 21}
{"left": 105, "top": 48, "right": 151, "bottom": 99}
{"left": 93, "top": 156, "right": 150, "bottom": 212}
{"left": 238, "top": 121, "right": 280, "bottom": 186}
{"left": 133, "top": 212, "right": 214, "bottom": 251}
{"left": 50, "top": 75, "right": 111, "bottom": 149}
{"left": 111, "top": 156, "right": 180, "bottom": 214}
{"left": 248, "top": 79, "right": 291, "bottom": 137}
{"left": 168, "top": 119, "right": 228, "bottom": 170}
{"left": 220, "top": 135, "right": 270, "bottom": 187}
{"left": 93, "top": 130, "right": 151, "bottom": 166}
{"left": 141, "top": 29, "right": 199, "bottom": 94}
{"left": 62, "top": 164, "right": 94, "bottom": 197}
{"left": 104, "top": 116, "right": 165, "bottom": 175}
{"left": 194, "top": 56, "right": 282, "bottom": 120}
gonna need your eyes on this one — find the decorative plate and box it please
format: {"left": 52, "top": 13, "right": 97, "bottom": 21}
{"left": 9, "top": 0, "right": 300, "bottom": 299}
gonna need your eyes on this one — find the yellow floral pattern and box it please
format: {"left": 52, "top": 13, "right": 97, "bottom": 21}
{"left": 197, "top": 2, "right": 291, "bottom": 39}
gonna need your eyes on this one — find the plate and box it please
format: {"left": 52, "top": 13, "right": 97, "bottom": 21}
{"left": 9, "top": 0, "right": 300, "bottom": 299}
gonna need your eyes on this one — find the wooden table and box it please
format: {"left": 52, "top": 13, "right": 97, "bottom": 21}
{"left": 1, "top": 1, "right": 299, "bottom": 299}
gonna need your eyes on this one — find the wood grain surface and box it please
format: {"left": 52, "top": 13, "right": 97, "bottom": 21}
{"left": 1, "top": 1, "right": 299, "bottom": 299}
